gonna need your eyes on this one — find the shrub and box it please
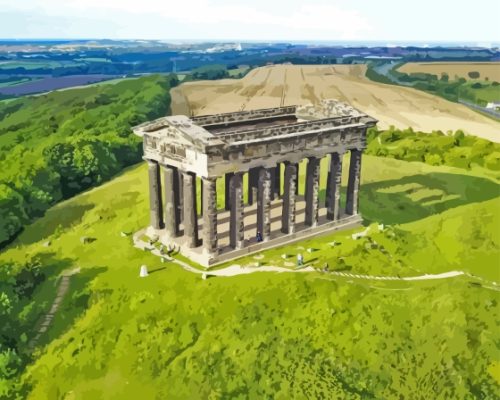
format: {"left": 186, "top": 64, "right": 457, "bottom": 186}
{"left": 484, "top": 152, "right": 500, "bottom": 170}
{"left": 444, "top": 147, "right": 472, "bottom": 169}
{"left": 424, "top": 153, "right": 443, "bottom": 166}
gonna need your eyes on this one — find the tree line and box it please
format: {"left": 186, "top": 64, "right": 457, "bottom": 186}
{"left": 366, "top": 127, "right": 500, "bottom": 170}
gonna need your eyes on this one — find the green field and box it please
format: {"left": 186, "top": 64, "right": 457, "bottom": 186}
{"left": 0, "top": 77, "right": 39, "bottom": 88}
{"left": 459, "top": 81, "right": 500, "bottom": 104}
{"left": 0, "top": 61, "right": 83, "bottom": 70}
{"left": 227, "top": 66, "right": 251, "bottom": 77}
{"left": 1, "top": 153, "right": 499, "bottom": 398}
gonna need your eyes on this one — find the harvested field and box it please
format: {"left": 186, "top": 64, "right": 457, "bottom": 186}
{"left": 397, "top": 62, "right": 500, "bottom": 81}
{"left": 171, "top": 65, "right": 500, "bottom": 142}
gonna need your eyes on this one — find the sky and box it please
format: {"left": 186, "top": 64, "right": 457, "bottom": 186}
{"left": 0, "top": 0, "right": 499, "bottom": 44}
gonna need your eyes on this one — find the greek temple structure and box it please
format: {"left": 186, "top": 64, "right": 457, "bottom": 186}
{"left": 133, "top": 100, "right": 377, "bottom": 267}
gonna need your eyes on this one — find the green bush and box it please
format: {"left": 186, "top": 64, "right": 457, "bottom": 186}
{"left": 190, "top": 64, "right": 229, "bottom": 80}
{"left": 424, "top": 153, "right": 443, "bottom": 166}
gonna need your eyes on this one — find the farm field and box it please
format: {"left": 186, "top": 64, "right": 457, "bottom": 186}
{"left": 0, "top": 60, "right": 83, "bottom": 70}
{"left": 2, "top": 154, "right": 499, "bottom": 399}
{"left": 171, "top": 64, "right": 500, "bottom": 142}
{"left": 397, "top": 62, "right": 500, "bottom": 81}
{"left": 0, "top": 74, "right": 119, "bottom": 96}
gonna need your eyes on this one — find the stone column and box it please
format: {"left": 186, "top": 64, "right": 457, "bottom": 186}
{"left": 326, "top": 152, "right": 344, "bottom": 221}
{"left": 247, "top": 167, "right": 259, "bottom": 205}
{"left": 162, "top": 164, "right": 179, "bottom": 237}
{"left": 305, "top": 157, "right": 320, "bottom": 227}
{"left": 274, "top": 163, "right": 281, "bottom": 199}
{"left": 178, "top": 171, "right": 184, "bottom": 223}
{"left": 257, "top": 167, "right": 272, "bottom": 241}
{"left": 295, "top": 164, "right": 300, "bottom": 195}
{"left": 346, "top": 149, "right": 362, "bottom": 215}
{"left": 202, "top": 177, "right": 218, "bottom": 255}
{"left": 225, "top": 172, "right": 234, "bottom": 211}
{"left": 199, "top": 178, "right": 203, "bottom": 217}
{"left": 269, "top": 167, "right": 276, "bottom": 201}
{"left": 281, "top": 162, "right": 298, "bottom": 234}
{"left": 229, "top": 173, "right": 244, "bottom": 249}
{"left": 147, "top": 159, "right": 163, "bottom": 230}
{"left": 183, "top": 172, "right": 199, "bottom": 247}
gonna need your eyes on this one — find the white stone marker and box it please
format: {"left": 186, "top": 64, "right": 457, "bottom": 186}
{"left": 139, "top": 265, "right": 149, "bottom": 277}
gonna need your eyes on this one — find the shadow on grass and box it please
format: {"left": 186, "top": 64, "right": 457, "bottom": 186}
{"left": 360, "top": 172, "right": 500, "bottom": 225}
{"left": 149, "top": 266, "right": 167, "bottom": 274}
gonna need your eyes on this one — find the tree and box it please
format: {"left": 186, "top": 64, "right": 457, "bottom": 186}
{"left": 468, "top": 71, "right": 480, "bottom": 79}
{"left": 0, "top": 185, "right": 26, "bottom": 245}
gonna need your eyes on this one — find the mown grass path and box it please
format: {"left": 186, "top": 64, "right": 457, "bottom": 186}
{"left": 134, "top": 234, "right": 499, "bottom": 290}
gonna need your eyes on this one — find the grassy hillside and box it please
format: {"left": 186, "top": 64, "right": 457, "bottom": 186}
{"left": 1, "top": 155, "right": 499, "bottom": 399}
{"left": 0, "top": 74, "right": 178, "bottom": 245}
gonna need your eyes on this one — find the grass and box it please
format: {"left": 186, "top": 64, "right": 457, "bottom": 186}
{"left": 0, "top": 61, "right": 83, "bottom": 70}
{"left": 1, "top": 155, "right": 499, "bottom": 398}
{"left": 228, "top": 66, "right": 251, "bottom": 77}
{"left": 460, "top": 81, "right": 500, "bottom": 104}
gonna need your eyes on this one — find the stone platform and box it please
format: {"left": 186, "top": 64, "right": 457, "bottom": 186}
{"left": 146, "top": 196, "right": 362, "bottom": 268}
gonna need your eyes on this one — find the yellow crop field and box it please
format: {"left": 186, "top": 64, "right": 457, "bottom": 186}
{"left": 171, "top": 64, "right": 500, "bottom": 142}
{"left": 397, "top": 62, "right": 500, "bottom": 81}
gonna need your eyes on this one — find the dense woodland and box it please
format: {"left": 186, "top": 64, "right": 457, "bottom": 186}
{"left": 0, "top": 258, "right": 45, "bottom": 395}
{"left": 366, "top": 127, "right": 500, "bottom": 170}
{"left": 0, "top": 74, "right": 178, "bottom": 246}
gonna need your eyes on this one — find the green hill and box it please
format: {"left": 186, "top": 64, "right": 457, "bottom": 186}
{"left": 1, "top": 155, "right": 499, "bottom": 399}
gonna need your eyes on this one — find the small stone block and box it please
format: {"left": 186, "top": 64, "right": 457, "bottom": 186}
{"left": 139, "top": 265, "right": 148, "bottom": 278}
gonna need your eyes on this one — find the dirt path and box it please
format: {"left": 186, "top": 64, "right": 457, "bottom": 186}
{"left": 28, "top": 267, "right": 80, "bottom": 350}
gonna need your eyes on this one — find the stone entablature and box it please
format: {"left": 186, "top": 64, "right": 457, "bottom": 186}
{"left": 134, "top": 100, "right": 376, "bottom": 178}
{"left": 133, "top": 99, "right": 377, "bottom": 267}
